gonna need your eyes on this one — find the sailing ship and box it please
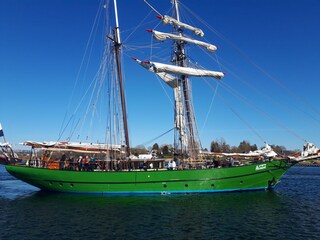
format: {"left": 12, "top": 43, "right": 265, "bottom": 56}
{"left": 0, "top": 123, "right": 19, "bottom": 165}
{"left": 6, "top": 0, "right": 297, "bottom": 194}
{"left": 0, "top": 143, "right": 18, "bottom": 165}
{"left": 289, "top": 142, "right": 320, "bottom": 162}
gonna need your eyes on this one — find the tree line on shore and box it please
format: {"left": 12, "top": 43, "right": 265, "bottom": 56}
{"left": 210, "top": 138, "right": 297, "bottom": 155}
{"left": 132, "top": 138, "right": 298, "bottom": 157}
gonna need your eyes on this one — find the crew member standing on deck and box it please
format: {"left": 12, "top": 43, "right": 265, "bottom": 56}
{"left": 60, "top": 152, "right": 66, "bottom": 170}
{"left": 78, "top": 156, "right": 83, "bottom": 171}
{"left": 172, "top": 159, "right": 176, "bottom": 170}
{"left": 168, "top": 161, "right": 172, "bottom": 170}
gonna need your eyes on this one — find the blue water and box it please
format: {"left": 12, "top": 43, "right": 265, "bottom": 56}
{"left": 1, "top": 165, "right": 320, "bottom": 239}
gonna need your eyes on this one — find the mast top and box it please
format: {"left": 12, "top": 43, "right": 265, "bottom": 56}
{"left": 113, "top": 0, "right": 121, "bottom": 44}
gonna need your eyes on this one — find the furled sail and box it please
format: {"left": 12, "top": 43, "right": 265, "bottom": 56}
{"left": 131, "top": 58, "right": 187, "bottom": 147}
{"left": 132, "top": 58, "right": 224, "bottom": 80}
{"left": 156, "top": 72, "right": 178, "bottom": 88}
{"left": 132, "top": 58, "right": 178, "bottom": 88}
{"left": 22, "top": 141, "right": 122, "bottom": 153}
{"left": 159, "top": 15, "right": 204, "bottom": 37}
{"left": 174, "top": 87, "right": 188, "bottom": 148}
{"left": 150, "top": 30, "right": 217, "bottom": 52}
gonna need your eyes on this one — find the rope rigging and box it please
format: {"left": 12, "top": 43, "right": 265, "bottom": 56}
{"left": 141, "top": 127, "right": 175, "bottom": 147}
{"left": 55, "top": 0, "right": 316, "bottom": 155}
{"left": 183, "top": 1, "right": 320, "bottom": 128}
{"left": 56, "top": 1, "right": 127, "bottom": 149}
{"left": 176, "top": 2, "right": 319, "bottom": 147}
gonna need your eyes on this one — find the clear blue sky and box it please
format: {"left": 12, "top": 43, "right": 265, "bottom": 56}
{"left": 1, "top": 0, "right": 320, "bottom": 151}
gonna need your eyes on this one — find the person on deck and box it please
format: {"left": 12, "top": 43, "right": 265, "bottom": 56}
{"left": 83, "top": 156, "right": 89, "bottom": 171}
{"left": 89, "top": 156, "right": 96, "bottom": 171}
{"left": 172, "top": 160, "right": 176, "bottom": 170}
{"left": 128, "top": 159, "right": 133, "bottom": 171}
{"left": 143, "top": 160, "right": 148, "bottom": 171}
{"left": 60, "top": 153, "right": 66, "bottom": 170}
{"left": 168, "top": 161, "right": 172, "bottom": 170}
{"left": 77, "top": 156, "right": 83, "bottom": 171}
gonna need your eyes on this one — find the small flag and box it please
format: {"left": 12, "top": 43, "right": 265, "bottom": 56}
{"left": 0, "top": 123, "right": 4, "bottom": 137}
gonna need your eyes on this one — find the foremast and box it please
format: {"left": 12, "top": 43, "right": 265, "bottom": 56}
{"left": 112, "top": 0, "right": 130, "bottom": 157}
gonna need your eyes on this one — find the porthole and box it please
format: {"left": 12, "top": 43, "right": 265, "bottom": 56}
{"left": 185, "top": 184, "right": 188, "bottom": 187}
{"left": 70, "top": 183, "right": 74, "bottom": 187}
{"left": 59, "top": 183, "right": 63, "bottom": 187}
{"left": 163, "top": 184, "right": 167, "bottom": 188}
{"left": 211, "top": 184, "right": 214, "bottom": 187}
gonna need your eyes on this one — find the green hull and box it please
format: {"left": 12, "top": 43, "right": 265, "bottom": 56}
{"left": 5, "top": 160, "right": 292, "bottom": 194}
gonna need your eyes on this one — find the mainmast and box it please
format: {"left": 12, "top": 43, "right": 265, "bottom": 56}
{"left": 172, "top": 0, "right": 198, "bottom": 159}
{"left": 113, "top": 0, "right": 130, "bottom": 157}
{"left": 133, "top": 0, "right": 224, "bottom": 160}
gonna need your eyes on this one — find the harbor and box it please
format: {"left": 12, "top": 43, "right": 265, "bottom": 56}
{"left": 1, "top": 0, "right": 320, "bottom": 238}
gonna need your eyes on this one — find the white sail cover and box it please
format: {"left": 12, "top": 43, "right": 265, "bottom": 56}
{"left": 133, "top": 58, "right": 224, "bottom": 80}
{"left": 161, "top": 15, "right": 204, "bottom": 37}
{"left": 152, "top": 30, "right": 217, "bottom": 52}
{"left": 131, "top": 58, "right": 187, "bottom": 146}
{"left": 132, "top": 58, "right": 178, "bottom": 88}
{"left": 22, "top": 141, "right": 122, "bottom": 153}
{"left": 174, "top": 87, "right": 188, "bottom": 147}
{"left": 156, "top": 72, "right": 178, "bottom": 88}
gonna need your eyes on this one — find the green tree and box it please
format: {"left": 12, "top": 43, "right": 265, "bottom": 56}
{"left": 162, "top": 145, "right": 169, "bottom": 155}
{"left": 219, "top": 138, "right": 230, "bottom": 153}
{"left": 210, "top": 138, "right": 230, "bottom": 153}
{"left": 210, "top": 140, "right": 221, "bottom": 152}
{"left": 152, "top": 143, "right": 159, "bottom": 150}
{"left": 230, "top": 146, "right": 238, "bottom": 153}
{"left": 271, "top": 145, "right": 286, "bottom": 155}
{"left": 251, "top": 144, "right": 258, "bottom": 151}
{"left": 238, "top": 140, "right": 251, "bottom": 153}
{"left": 160, "top": 144, "right": 173, "bottom": 157}
{"left": 131, "top": 145, "right": 147, "bottom": 156}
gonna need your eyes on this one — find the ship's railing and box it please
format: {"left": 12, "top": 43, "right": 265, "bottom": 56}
{"left": 22, "top": 156, "right": 269, "bottom": 172}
